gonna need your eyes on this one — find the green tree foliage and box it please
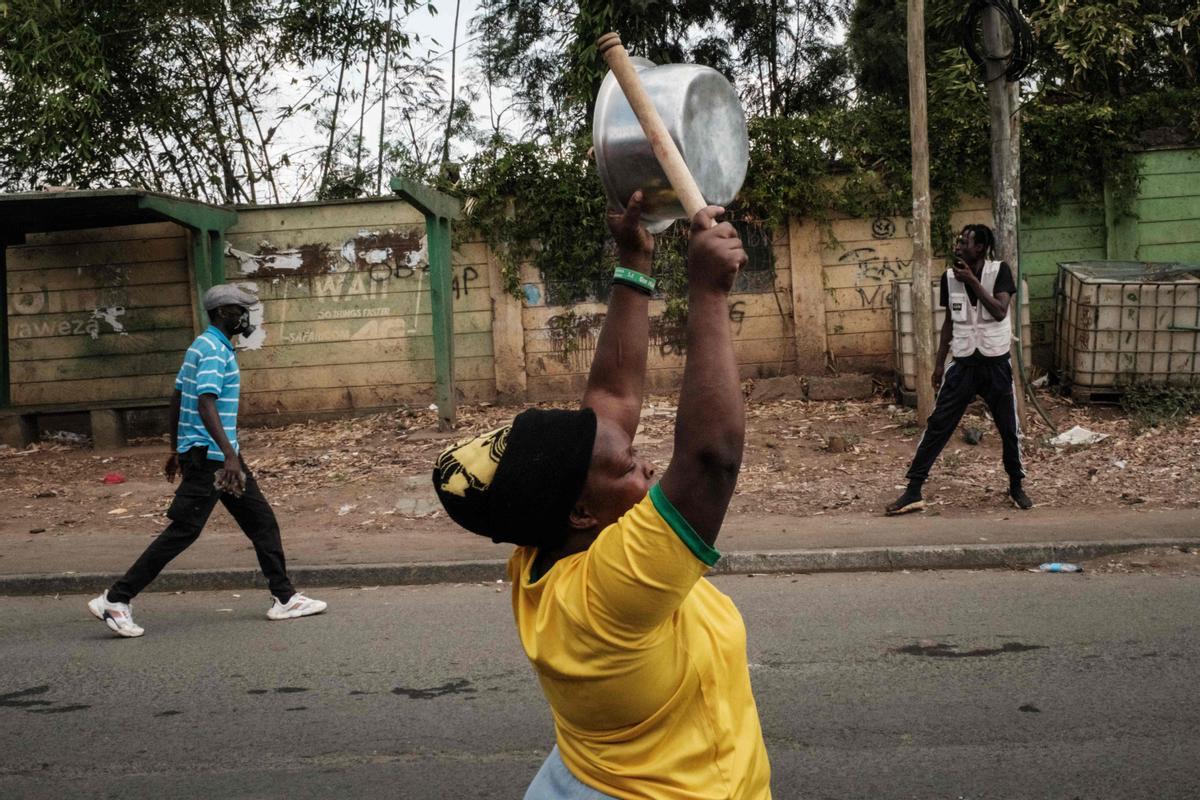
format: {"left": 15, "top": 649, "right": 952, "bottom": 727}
{"left": 474, "top": 0, "right": 717, "bottom": 138}
{"left": 844, "top": 0, "right": 1200, "bottom": 216}
{"left": 1031, "top": 0, "right": 1199, "bottom": 97}
{"left": 0, "top": 0, "right": 447, "bottom": 202}
{"left": 459, "top": 0, "right": 1199, "bottom": 306}
{"left": 1, "top": 1, "right": 179, "bottom": 192}
{"left": 846, "top": 0, "right": 908, "bottom": 102}
{"left": 461, "top": 135, "right": 609, "bottom": 301}
{"left": 463, "top": 0, "right": 851, "bottom": 303}
{"left": 473, "top": 0, "right": 850, "bottom": 138}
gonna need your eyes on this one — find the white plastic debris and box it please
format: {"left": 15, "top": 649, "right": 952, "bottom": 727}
{"left": 337, "top": 504, "right": 356, "bottom": 516}
{"left": 1031, "top": 374, "right": 1049, "bottom": 388}
{"left": 44, "top": 431, "right": 88, "bottom": 444}
{"left": 1048, "top": 425, "right": 1109, "bottom": 448}
{"left": 1112, "top": 459, "right": 1127, "bottom": 470}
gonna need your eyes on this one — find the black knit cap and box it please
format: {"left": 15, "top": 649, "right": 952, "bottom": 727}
{"left": 432, "top": 408, "right": 597, "bottom": 548}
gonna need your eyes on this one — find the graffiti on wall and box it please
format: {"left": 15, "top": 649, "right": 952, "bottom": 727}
{"left": 452, "top": 266, "right": 478, "bottom": 300}
{"left": 650, "top": 302, "right": 748, "bottom": 357}
{"left": 729, "top": 300, "right": 746, "bottom": 335}
{"left": 11, "top": 291, "right": 47, "bottom": 315}
{"left": 91, "top": 307, "right": 129, "bottom": 336}
{"left": 870, "top": 215, "right": 916, "bottom": 239}
{"left": 651, "top": 314, "right": 687, "bottom": 358}
{"left": 9, "top": 308, "right": 128, "bottom": 340}
{"left": 9, "top": 287, "right": 130, "bottom": 340}
{"left": 853, "top": 284, "right": 894, "bottom": 309}
{"left": 838, "top": 247, "right": 912, "bottom": 284}
{"left": 546, "top": 311, "right": 605, "bottom": 369}
{"left": 871, "top": 217, "right": 896, "bottom": 239}
{"left": 542, "top": 299, "right": 765, "bottom": 370}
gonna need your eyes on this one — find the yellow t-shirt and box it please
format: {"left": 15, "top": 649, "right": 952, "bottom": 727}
{"left": 508, "top": 484, "right": 772, "bottom": 799}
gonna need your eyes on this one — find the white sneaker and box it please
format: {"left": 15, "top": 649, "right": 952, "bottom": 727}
{"left": 266, "top": 593, "right": 327, "bottom": 621}
{"left": 87, "top": 592, "right": 145, "bottom": 638}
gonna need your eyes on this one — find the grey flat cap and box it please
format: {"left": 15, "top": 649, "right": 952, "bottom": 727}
{"left": 202, "top": 284, "right": 259, "bottom": 311}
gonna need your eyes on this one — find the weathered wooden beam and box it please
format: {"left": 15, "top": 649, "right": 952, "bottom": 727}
{"left": 983, "top": 7, "right": 1027, "bottom": 424}
{"left": 908, "top": 0, "right": 937, "bottom": 423}
{"left": 789, "top": 217, "right": 828, "bottom": 373}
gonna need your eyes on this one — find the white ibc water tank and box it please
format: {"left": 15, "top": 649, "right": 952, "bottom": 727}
{"left": 1055, "top": 261, "right": 1200, "bottom": 400}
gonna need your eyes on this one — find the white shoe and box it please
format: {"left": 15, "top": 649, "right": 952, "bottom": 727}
{"left": 87, "top": 592, "right": 145, "bottom": 638}
{"left": 267, "top": 593, "right": 327, "bottom": 621}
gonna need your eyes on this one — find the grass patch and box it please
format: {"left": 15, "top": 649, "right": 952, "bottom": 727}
{"left": 1120, "top": 383, "right": 1200, "bottom": 432}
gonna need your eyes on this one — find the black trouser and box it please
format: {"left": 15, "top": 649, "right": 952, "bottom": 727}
{"left": 905, "top": 356, "right": 1025, "bottom": 486}
{"left": 108, "top": 447, "right": 295, "bottom": 604}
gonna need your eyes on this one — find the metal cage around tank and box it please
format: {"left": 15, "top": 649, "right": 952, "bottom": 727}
{"left": 1054, "top": 261, "right": 1200, "bottom": 401}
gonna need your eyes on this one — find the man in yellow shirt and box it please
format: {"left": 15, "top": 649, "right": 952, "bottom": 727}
{"left": 433, "top": 193, "right": 771, "bottom": 798}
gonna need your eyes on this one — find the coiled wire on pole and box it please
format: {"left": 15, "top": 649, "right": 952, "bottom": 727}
{"left": 961, "top": 0, "right": 1034, "bottom": 82}
{"left": 962, "top": 0, "right": 1054, "bottom": 429}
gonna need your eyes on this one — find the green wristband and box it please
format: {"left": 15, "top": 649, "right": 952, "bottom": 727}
{"left": 612, "top": 266, "right": 656, "bottom": 294}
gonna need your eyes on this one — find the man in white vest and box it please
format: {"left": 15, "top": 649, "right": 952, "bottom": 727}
{"left": 887, "top": 223, "right": 1033, "bottom": 514}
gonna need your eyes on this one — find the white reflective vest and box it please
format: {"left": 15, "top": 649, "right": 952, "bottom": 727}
{"left": 945, "top": 260, "right": 1011, "bottom": 359}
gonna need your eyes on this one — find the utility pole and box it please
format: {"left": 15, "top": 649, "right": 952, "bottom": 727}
{"left": 982, "top": 7, "right": 1027, "bottom": 425}
{"left": 908, "top": 0, "right": 936, "bottom": 423}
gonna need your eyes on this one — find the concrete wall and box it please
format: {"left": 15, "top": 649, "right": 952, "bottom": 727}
{"left": 809, "top": 148, "right": 1200, "bottom": 372}
{"left": 224, "top": 197, "right": 495, "bottom": 422}
{"left": 5, "top": 222, "right": 193, "bottom": 406}
{"left": 813, "top": 197, "right": 996, "bottom": 374}
{"left": 515, "top": 221, "right": 796, "bottom": 401}
{"left": 6, "top": 149, "right": 1198, "bottom": 421}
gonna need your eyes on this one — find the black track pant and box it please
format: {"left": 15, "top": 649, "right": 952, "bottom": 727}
{"left": 108, "top": 447, "right": 295, "bottom": 603}
{"left": 905, "top": 356, "right": 1025, "bottom": 485}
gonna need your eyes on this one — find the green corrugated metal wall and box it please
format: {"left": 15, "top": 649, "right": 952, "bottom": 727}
{"left": 1018, "top": 202, "right": 1106, "bottom": 364}
{"left": 1135, "top": 149, "right": 1200, "bottom": 262}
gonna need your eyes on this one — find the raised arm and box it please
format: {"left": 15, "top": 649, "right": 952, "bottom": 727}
{"left": 953, "top": 260, "right": 1011, "bottom": 321}
{"left": 656, "top": 207, "right": 747, "bottom": 546}
{"left": 581, "top": 191, "right": 655, "bottom": 439}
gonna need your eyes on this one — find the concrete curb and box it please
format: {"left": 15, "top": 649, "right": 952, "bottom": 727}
{"left": 4, "top": 538, "right": 1197, "bottom": 597}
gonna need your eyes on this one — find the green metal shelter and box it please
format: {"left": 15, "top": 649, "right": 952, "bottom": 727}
{"left": 0, "top": 189, "right": 236, "bottom": 440}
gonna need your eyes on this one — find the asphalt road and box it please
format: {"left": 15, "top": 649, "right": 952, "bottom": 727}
{"left": 1, "top": 570, "right": 1198, "bottom": 799}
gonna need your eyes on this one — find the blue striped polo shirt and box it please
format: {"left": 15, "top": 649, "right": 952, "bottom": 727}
{"left": 174, "top": 326, "right": 240, "bottom": 461}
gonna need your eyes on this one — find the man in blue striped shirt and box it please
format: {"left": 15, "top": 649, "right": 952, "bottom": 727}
{"left": 88, "top": 284, "right": 326, "bottom": 637}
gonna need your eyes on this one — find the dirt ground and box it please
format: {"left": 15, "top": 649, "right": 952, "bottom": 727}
{"left": 3, "top": 383, "right": 1198, "bottom": 558}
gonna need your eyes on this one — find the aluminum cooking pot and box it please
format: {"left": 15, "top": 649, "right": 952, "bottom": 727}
{"left": 593, "top": 57, "right": 749, "bottom": 233}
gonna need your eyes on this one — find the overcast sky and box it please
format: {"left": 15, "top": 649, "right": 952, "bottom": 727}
{"left": 266, "top": 0, "right": 487, "bottom": 199}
